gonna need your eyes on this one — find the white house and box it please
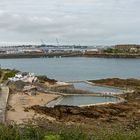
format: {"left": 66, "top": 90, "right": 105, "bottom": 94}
{"left": 9, "top": 72, "right": 37, "bottom": 83}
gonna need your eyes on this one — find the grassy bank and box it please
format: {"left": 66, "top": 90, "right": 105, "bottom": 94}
{"left": 0, "top": 123, "right": 139, "bottom": 140}
{"left": 89, "top": 78, "right": 140, "bottom": 90}
{"left": 0, "top": 69, "right": 19, "bottom": 83}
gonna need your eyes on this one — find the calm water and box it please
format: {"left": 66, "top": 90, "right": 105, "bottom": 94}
{"left": 0, "top": 57, "right": 140, "bottom": 81}
{"left": 57, "top": 95, "right": 119, "bottom": 106}
{"left": 73, "top": 82, "right": 125, "bottom": 94}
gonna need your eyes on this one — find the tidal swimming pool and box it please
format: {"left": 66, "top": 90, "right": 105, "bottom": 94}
{"left": 47, "top": 95, "right": 120, "bottom": 107}
{"left": 73, "top": 82, "right": 125, "bottom": 94}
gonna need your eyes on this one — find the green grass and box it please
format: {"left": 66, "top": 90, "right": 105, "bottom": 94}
{"left": 3, "top": 71, "right": 18, "bottom": 80}
{"left": 0, "top": 124, "right": 45, "bottom": 140}
{"left": 0, "top": 124, "right": 139, "bottom": 140}
{"left": 0, "top": 69, "right": 19, "bottom": 82}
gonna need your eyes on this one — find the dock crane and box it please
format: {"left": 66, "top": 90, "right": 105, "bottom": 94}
{"left": 40, "top": 39, "right": 47, "bottom": 47}
{"left": 56, "top": 38, "right": 59, "bottom": 47}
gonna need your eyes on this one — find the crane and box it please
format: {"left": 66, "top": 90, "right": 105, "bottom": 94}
{"left": 40, "top": 39, "right": 47, "bottom": 47}
{"left": 56, "top": 38, "right": 59, "bottom": 47}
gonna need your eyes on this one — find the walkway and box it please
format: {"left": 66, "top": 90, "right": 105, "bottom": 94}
{"left": 66, "top": 80, "right": 96, "bottom": 86}
{"left": 66, "top": 80, "right": 86, "bottom": 83}
{"left": 0, "top": 72, "right": 5, "bottom": 83}
{"left": 0, "top": 86, "right": 9, "bottom": 123}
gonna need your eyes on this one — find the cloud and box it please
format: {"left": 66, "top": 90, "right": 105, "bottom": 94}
{"left": 0, "top": 0, "right": 140, "bottom": 45}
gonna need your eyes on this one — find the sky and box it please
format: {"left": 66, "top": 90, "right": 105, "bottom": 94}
{"left": 0, "top": 0, "right": 140, "bottom": 46}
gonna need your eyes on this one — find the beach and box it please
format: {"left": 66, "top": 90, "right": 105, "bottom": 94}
{"left": 6, "top": 92, "right": 59, "bottom": 124}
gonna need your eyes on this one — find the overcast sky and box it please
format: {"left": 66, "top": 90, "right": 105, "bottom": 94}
{"left": 0, "top": 0, "right": 140, "bottom": 45}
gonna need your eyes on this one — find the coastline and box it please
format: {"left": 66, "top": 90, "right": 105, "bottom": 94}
{"left": 0, "top": 52, "right": 140, "bottom": 59}
{"left": 0, "top": 68, "right": 139, "bottom": 135}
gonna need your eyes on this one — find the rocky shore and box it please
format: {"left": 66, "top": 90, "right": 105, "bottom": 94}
{"left": 26, "top": 78, "right": 140, "bottom": 131}
{"left": 84, "top": 53, "right": 140, "bottom": 58}
{"left": 29, "top": 90, "right": 140, "bottom": 131}
{"left": 89, "top": 78, "right": 140, "bottom": 90}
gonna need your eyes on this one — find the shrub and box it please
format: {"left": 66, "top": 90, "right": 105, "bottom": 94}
{"left": 44, "top": 134, "right": 61, "bottom": 140}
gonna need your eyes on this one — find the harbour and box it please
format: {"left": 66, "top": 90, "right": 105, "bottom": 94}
{"left": 0, "top": 0, "right": 140, "bottom": 138}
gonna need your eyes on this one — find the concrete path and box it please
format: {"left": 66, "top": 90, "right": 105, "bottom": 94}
{"left": 0, "top": 72, "right": 5, "bottom": 83}
{"left": 66, "top": 80, "right": 96, "bottom": 85}
{"left": 66, "top": 80, "right": 86, "bottom": 83}
{"left": 0, "top": 86, "right": 9, "bottom": 123}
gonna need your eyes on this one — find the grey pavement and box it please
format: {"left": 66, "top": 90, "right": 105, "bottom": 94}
{"left": 0, "top": 86, "right": 9, "bottom": 123}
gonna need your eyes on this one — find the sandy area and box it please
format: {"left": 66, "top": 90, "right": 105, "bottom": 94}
{"left": 6, "top": 92, "right": 59, "bottom": 124}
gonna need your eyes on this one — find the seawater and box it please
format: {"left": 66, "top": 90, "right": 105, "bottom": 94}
{"left": 73, "top": 82, "right": 125, "bottom": 94}
{"left": 0, "top": 57, "right": 140, "bottom": 81}
{"left": 57, "top": 95, "right": 119, "bottom": 106}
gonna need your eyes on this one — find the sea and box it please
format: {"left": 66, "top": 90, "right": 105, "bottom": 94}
{"left": 0, "top": 57, "right": 140, "bottom": 81}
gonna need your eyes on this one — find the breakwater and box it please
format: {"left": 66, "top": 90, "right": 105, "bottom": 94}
{"left": 0, "top": 52, "right": 140, "bottom": 59}
{"left": 0, "top": 52, "right": 82, "bottom": 59}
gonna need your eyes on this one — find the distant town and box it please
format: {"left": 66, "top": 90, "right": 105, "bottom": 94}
{"left": 0, "top": 44, "right": 107, "bottom": 54}
{"left": 0, "top": 44, "right": 140, "bottom": 58}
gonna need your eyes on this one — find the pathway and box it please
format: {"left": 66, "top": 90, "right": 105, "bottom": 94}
{"left": 0, "top": 72, "right": 5, "bottom": 83}
{"left": 0, "top": 86, "right": 9, "bottom": 123}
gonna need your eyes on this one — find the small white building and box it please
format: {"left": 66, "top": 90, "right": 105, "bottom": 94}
{"left": 9, "top": 72, "right": 37, "bottom": 83}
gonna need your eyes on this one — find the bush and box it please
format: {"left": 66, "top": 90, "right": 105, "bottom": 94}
{"left": 0, "top": 124, "right": 45, "bottom": 140}
{"left": 0, "top": 124, "right": 21, "bottom": 140}
{"left": 3, "top": 70, "right": 18, "bottom": 81}
{"left": 38, "top": 76, "right": 57, "bottom": 85}
{"left": 44, "top": 135, "right": 61, "bottom": 140}
{"left": 59, "top": 128, "right": 88, "bottom": 140}
{"left": 0, "top": 124, "right": 139, "bottom": 140}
